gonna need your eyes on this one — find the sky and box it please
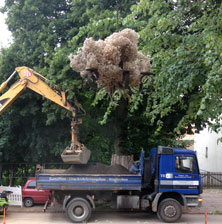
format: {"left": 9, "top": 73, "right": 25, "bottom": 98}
{"left": 0, "top": 0, "right": 12, "bottom": 48}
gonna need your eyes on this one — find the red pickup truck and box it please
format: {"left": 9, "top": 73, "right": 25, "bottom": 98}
{"left": 22, "top": 177, "right": 51, "bottom": 207}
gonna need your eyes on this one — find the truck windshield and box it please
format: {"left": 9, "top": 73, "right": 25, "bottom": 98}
{"left": 175, "top": 156, "right": 196, "bottom": 174}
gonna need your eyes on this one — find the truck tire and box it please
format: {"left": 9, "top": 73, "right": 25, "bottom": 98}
{"left": 66, "top": 197, "right": 91, "bottom": 223}
{"left": 24, "top": 198, "right": 34, "bottom": 207}
{"left": 157, "top": 198, "right": 182, "bottom": 223}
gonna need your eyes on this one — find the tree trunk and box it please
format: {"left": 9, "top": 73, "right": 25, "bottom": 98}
{"left": 113, "top": 97, "right": 128, "bottom": 155}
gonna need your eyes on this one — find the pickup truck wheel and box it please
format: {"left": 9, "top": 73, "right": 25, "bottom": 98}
{"left": 157, "top": 198, "right": 182, "bottom": 223}
{"left": 24, "top": 198, "right": 34, "bottom": 207}
{"left": 66, "top": 198, "right": 91, "bottom": 223}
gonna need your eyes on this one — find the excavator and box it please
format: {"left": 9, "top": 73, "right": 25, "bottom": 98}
{"left": 0, "top": 66, "right": 91, "bottom": 164}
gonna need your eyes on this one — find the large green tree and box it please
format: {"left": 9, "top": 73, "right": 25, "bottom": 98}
{"left": 1, "top": 0, "right": 222, "bottom": 183}
{"left": 0, "top": 0, "right": 130, "bottom": 182}
{"left": 129, "top": 0, "right": 222, "bottom": 136}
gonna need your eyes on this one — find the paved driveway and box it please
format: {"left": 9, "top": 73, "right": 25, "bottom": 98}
{"left": 5, "top": 189, "right": 222, "bottom": 223}
{"left": 3, "top": 212, "right": 222, "bottom": 224}
{"left": 185, "top": 188, "right": 222, "bottom": 214}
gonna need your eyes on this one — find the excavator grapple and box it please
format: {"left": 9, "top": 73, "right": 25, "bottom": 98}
{"left": 61, "top": 118, "right": 91, "bottom": 164}
{"left": 61, "top": 147, "right": 91, "bottom": 164}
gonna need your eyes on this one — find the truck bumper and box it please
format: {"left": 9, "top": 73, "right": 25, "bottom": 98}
{"left": 182, "top": 195, "right": 202, "bottom": 208}
{"left": 151, "top": 193, "right": 202, "bottom": 212}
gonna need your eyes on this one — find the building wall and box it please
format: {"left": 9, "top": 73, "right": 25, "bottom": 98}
{"left": 194, "top": 128, "right": 222, "bottom": 172}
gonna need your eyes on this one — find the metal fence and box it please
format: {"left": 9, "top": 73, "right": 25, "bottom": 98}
{"left": 201, "top": 172, "right": 222, "bottom": 188}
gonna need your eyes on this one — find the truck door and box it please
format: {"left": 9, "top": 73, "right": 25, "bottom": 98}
{"left": 173, "top": 154, "right": 200, "bottom": 194}
{"left": 158, "top": 154, "right": 174, "bottom": 192}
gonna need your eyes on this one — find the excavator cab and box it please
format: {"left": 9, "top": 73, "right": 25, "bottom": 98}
{"left": 0, "top": 66, "right": 91, "bottom": 164}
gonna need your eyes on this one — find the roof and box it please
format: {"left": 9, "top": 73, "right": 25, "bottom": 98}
{"left": 173, "top": 148, "right": 196, "bottom": 155}
{"left": 150, "top": 147, "right": 196, "bottom": 155}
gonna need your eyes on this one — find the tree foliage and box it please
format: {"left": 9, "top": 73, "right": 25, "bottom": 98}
{"left": 0, "top": 0, "right": 222, "bottom": 183}
{"left": 0, "top": 0, "right": 121, "bottom": 174}
{"left": 129, "top": 0, "right": 222, "bottom": 135}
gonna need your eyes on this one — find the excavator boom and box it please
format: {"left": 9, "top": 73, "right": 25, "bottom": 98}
{"left": 16, "top": 67, "right": 75, "bottom": 114}
{"left": 0, "top": 78, "right": 26, "bottom": 115}
{"left": 0, "top": 66, "right": 91, "bottom": 164}
{"left": 0, "top": 67, "right": 74, "bottom": 115}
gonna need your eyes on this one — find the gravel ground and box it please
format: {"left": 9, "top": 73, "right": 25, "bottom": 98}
{"left": 3, "top": 212, "right": 222, "bottom": 224}
{"left": 185, "top": 188, "right": 222, "bottom": 214}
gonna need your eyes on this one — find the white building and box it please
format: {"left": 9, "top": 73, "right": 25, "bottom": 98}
{"left": 194, "top": 127, "right": 222, "bottom": 172}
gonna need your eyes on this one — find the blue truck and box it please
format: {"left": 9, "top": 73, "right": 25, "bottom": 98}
{"left": 36, "top": 146, "right": 202, "bottom": 223}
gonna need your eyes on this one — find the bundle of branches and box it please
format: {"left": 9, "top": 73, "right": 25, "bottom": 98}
{"left": 69, "top": 29, "right": 151, "bottom": 92}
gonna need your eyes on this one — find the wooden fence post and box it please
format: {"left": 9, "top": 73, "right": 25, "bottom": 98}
{"left": 207, "top": 172, "right": 210, "bottom": 188}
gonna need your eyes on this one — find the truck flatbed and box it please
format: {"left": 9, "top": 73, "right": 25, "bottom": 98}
{"left": 37, "top": 153, "right": 144, "bottom": 191}
{"left": 37, "top": 172, "right": 142, "bottom": 191}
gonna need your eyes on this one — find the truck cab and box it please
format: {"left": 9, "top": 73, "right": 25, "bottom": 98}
{"left": 146, "top": 146, "right": 202, "bottom": 222}
{"left": 148, "top": 146, "right": 202, "bottom": 193}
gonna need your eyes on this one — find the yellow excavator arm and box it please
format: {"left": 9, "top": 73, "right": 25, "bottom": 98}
{"left": 0, "top": 66, "right": 75, "bottom": 115}
{"left": 0, "top": 66, "right": 91, "bottom": 164}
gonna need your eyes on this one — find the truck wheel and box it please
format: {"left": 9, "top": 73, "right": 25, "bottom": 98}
{"left": 24, "top": 198, "right": 34, "bottom": 207}
{"left": 66, "top": 197, "right": 91, "bottom": 223}
{"left": 157, "top": 198, "right": 182, "bottom": 223}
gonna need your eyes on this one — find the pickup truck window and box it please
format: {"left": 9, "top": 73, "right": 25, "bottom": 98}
{"left": 175, "top": 156, "right": 196, "bottom": 174}
{"left": 27, "top": 180, "right": 36, "bottom": 189}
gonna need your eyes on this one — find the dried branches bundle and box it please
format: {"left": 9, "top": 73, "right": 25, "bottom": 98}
{"left": 69, "top": 28, "right": 151, "bottom": 92}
